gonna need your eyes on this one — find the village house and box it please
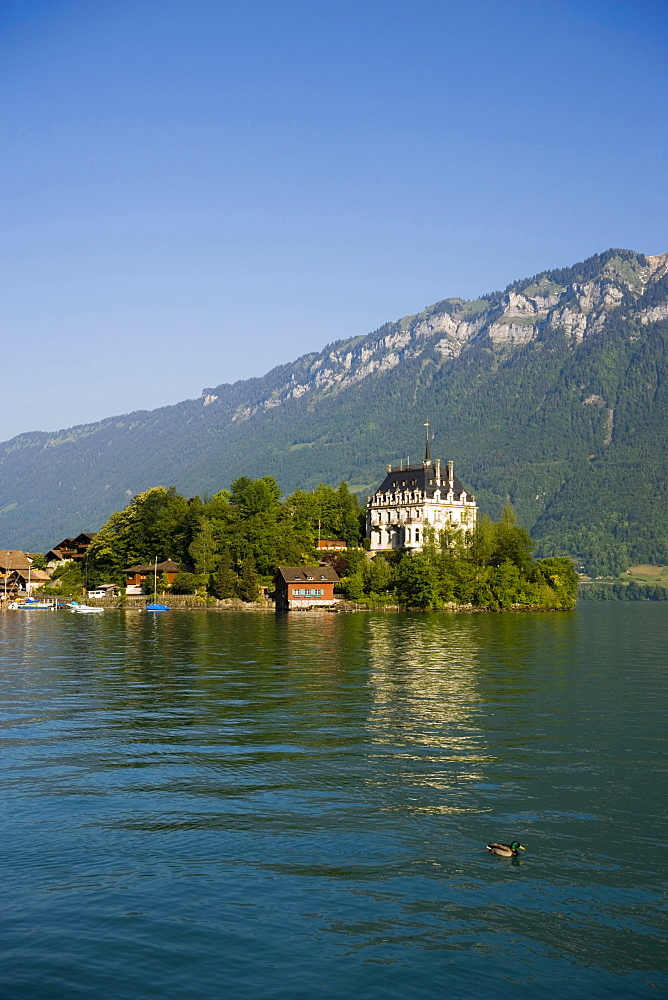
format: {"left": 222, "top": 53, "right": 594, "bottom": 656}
{"left": 274, "top": 566, "right": 339, "bottom": 611}
{"left": 46, "top": 532, "right": 97, "bottom": 565}
{"left": 0, "top": 551, "right": 51, "bottom": 599}
{"left": 366, "top": 436, "right": 477, "bottom": 554}
{"left": 124, "top": 559, "right": 180, "bottom": 595}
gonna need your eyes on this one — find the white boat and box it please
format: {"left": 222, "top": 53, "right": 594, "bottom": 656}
{"left": 70, "top": 603, "right": 105, "bottom": 614}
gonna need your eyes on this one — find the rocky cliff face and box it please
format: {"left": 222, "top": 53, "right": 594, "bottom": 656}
{"left": 200, "top": 250, "right": 668, "bottom": 418}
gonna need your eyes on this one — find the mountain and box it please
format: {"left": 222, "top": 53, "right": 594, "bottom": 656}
{"left": 1, "top": 248, "right": 667, "bottom": 575}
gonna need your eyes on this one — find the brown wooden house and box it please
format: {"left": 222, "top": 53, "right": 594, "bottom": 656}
{"left": 124, "top": 560, "right": 181, "bottom": 594}
{"left": 274, "top": 566, "right": 339, "bottom": 611}
{"left": 46, "top": 532, "right": 97, "bottom": 564}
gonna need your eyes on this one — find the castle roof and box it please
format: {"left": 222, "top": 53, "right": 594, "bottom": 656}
{"left": 372, "top": 460, "right": 472, "bottom": 501}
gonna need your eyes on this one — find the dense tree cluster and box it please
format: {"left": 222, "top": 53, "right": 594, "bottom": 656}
{"left": 336, "top": 507, "right": 578, "bottom": 610}
{"left": 83, "top": 478, "right": 363, "bottom": 600}
{"left": 45, "top": 481, "right": 579, "bottom": 609}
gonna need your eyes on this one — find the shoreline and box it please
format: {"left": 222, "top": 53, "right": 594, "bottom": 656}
{"left": 3, "top": 596, "right": 576, "bottom": 613}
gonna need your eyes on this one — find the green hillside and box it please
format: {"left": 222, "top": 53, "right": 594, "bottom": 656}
{"left": 1, "top": 248, "right": 666, "bottom": 575}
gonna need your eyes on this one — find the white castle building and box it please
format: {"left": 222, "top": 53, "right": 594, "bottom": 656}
{"left": 366, "top": 435, "right": 477, "bottom": 553}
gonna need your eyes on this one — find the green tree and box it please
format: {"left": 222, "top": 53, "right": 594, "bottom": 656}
{"left": 534, "top": 556, "right": 579, "bottom": 608}
{"left": 230, "top": 476, "right": 282, "bottom": 518}
{"left": 363, "top": 555, "right": 393, "bottom": 595}
{"left": 236, "top": 554, "right": 259, "bottom": 602}
{"left": 210, "top": 549, "right": 239, "bottom": 599}
{"left": 396, "top": 552, "right": 440, "bottom": 608}
{"left": 340, "top": 571, "right": 365, "bottom": 601}
{"left": 188, "top": 519, "right": 218, "bottom": 574}
{"left": 336, "top": 482, "right": 363, "bottom": 545}
{"left": 490, "top": 506, "right": 535, "bottom": 571}
{"left": 489, "top": 560, "right": 524, "bottom": 609}
{"left": 170, "top": 572, "right": 200, "bottom": 595}
{"left": 468, "top": 516, "right": 496, "bottom": 568}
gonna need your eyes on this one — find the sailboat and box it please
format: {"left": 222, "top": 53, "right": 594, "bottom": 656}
{"left": 146, "top": 556, "right": 170, "bottom": 611}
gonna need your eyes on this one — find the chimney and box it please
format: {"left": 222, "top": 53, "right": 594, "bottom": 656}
{"left": 435, "top": 458, "right": 441, "bottom": 484}
{"left": 448, "top": 461, "right": 454, "bottom": 490}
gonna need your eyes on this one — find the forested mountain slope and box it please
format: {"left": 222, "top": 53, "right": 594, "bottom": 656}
{"left": 1, "top": 248, "right": 666, "bottom": 574}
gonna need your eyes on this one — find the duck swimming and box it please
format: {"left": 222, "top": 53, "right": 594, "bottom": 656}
{"left": 486, "top": 841, "right": 526, "bottom": 857}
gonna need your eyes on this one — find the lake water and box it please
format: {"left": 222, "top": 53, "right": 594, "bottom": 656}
{"left": 1, "top": 603, "right": 666, "bottom": 999}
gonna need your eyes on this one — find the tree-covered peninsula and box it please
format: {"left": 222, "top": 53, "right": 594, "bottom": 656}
{"left": 51, "top": 478, "right": 577, "bottom": 611}
{"left": 340, "top": 509, "right": 578, "bottom": 611}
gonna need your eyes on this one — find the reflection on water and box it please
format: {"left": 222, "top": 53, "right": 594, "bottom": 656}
{"left": 366, "top": 615, "right": 493, "bottom": 812}
{"left": 0, "top": 605, "right": 666, "bottom": 1000}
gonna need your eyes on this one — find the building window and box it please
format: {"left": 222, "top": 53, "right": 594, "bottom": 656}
{"left": 415, "top": 529, "right": 420, "bottom": 541}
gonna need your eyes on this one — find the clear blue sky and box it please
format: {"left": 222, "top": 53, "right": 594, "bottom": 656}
{"left": 1, "top": 0, "right": 666, "bottom": 441}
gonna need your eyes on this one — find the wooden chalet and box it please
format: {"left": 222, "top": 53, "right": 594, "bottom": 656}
{"left": 46, "top": 532, "right": 97, "bottom": 564}
{"left": 274, "top": 566, "right": 339, "bottom": 612}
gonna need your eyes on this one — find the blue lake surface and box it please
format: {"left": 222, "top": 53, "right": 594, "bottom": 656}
{"left": 1, "top": 603, "right": 666, "bottom": 998}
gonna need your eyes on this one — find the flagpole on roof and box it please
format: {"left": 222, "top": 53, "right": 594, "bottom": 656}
{"left": 424, "top": 422, "right": 431, "bottom": 462}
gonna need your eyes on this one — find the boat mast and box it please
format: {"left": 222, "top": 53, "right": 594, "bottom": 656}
{"left": 154, "top": 556, "right": 158, "bottom": 602}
